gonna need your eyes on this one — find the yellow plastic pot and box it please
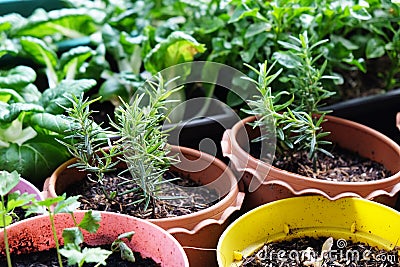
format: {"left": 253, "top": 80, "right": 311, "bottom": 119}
{"left": 217, "top": 196, "right": 400, "bottom": 267}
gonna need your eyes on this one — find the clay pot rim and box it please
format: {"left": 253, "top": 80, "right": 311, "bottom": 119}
{"left": 44, "top": 144, "right": 242, "bottom": 223}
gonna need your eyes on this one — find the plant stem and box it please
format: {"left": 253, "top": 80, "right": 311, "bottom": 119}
{"left": 1, "top": 195, "right": 12, "bottom": 267}
{"left": 49, "top": 212, "right": 63, "bottom": 267}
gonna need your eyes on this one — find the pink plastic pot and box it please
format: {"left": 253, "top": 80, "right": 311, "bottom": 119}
{"left": 222, "top": 115, "right": 400, "bottom": 211}
{"left": 9, "top": 178, "right": 44, "bottom": 201}
{"left": 0, "top": 210, "right": 189, "bottom": 266}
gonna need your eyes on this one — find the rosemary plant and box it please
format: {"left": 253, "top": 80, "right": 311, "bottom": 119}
{"left": 245, "top": 31, "right": 337, "bottom": 168}
{"left": 111, "top": 74, "right": 181, "bottom": 217}
{"left": 58, "top": 94, "right": 121, "bottom": 200}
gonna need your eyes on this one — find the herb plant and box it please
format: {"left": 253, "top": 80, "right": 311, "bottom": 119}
{"left": 27, "top": 194, "right": 135, "bottom": 267}
{"left": 245, "top": 31, "right": 336, "bottom": 168}
{"left": 57, "top": 73, "right": 181, "bottom": 218}
{"left": 0, "top": 65, "right": 96, "bottom": 184}
{"left": 111, "top": 74, "right": 181, "bottom": 216}
{"left": 58, "top": 94, "right": 122, "bottom": 200}
{"left": 0, "top": 170, "right": 36, "bottom": 267}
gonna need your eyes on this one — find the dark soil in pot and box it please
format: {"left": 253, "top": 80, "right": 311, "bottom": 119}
{"left": 0, "top": 244, "right": 160, "bottom": 267}
{"left": 251, "top": 143, "right": 391, "bottom": 182}
{"left": 65, "top": 170, "right": 220, "bottom": 219}
{"left": 239, "top": 236, "right": 398, "bottom": 267}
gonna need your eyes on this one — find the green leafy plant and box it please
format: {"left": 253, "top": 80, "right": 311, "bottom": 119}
{"left": 57, "top": 73, "right": 182, "bottom": 217}
{"left": 58, "top": 94, "right": 122, "bottom": 200}
{"left": 111, "top": 74, "right": 182, "bottom": 216}
{"left": 27, "top": 194, "right": 84, "bottom": 267}
{"left": 0, "top": 170, "right": 36, "bottom": 267}
{"left": 26, "top": 194, "right": 135, "bottom": 267}
{"left": 60, "top": 228, "right": 136, "bottom": 267}
{"left": 110, "top": 231, "right": 136, "bottom": 263}
{"left": 245, "top": 31, "right": 337, "bottom": 168}
{"left": 0, "top": 65, "right": 96, "bottom": 183}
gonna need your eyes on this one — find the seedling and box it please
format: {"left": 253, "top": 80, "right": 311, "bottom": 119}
{"left": 245, "top": 31, "right": 338, "bottom": 169}
{"left": 58, "top": 94, "right": 122, "bottom": 200}
{"left": 0, "top": 170, "right": 36, "bottom": 267}
{"left": 111, "top": 74, "right": 182, "bottom": 216}
{"left": 111, "top": 231, "right": 136, "bottom": 263}
{"left": 27, "top": 194, "right": 136, "bottom": 266}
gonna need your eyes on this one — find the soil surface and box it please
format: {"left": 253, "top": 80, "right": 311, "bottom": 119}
{"left": 251, "top": 142, "right": 391, "bottom": 182}
{"left": 273, "top": 145, "right": 392, "bottom": 182}
{"left": 240, "top": 236, "right": 399, "bottom": 267}
{"left": 0, "top": 244, "right": 160, "bottom": 266}
{"left": 65, "top": 170, "right": 220, "bottom": 219}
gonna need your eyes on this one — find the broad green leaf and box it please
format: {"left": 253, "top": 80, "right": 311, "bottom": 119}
{"left": 59, "top": 248, "right": 84, "bottom": 266}
{"left": 20, "top": 84, "right": 42, "bottom": 103}
{"left": 194, "top": 16, "right": 225, "bottom": 34}
{"left": 0, "top": 214, "right": 12, "bottom": 227}
{"left": 144, "top": 31, "right": 206, "bottom": 74}
{"left": 0, "top": 89, "right": 24, "bottom": 103}
{"left": 0, "top": 66, "right": 37, "bottom": 89}
{"left": 80, "top": 247, "right": 112, "bottom": 265}
{"left": 54, "top": 195, "right": 81, "bottom": 214}
{"left": 30, "top": 113, "right": 76, "bottom": 134}
{"left": 350, "top": 7, "right": 371, "bottom": 20}
{"left": 59, "top": 46, "right": 94, "bottom": 80}
{"left": 78, "top": 210, "right": 101, "bottom": 233}
{"left": 118, "top": 242, "right": 135, "bottom": 262}
{"left": 240, "top": 45, "right": 257, "bottom": 62}
{"left": 0, "top": 136, "right": 71, "bottom": 184}
{"left": 98, "top": 76, "right": 129, "bottom": 103}
{"left": 19, "top": 36, "right": 58, "bottom": 68}
{"left": 6, "top": 192, "right": 35, "bottom": 211}
{"left": 117, "top": 231, "right": 135, "bottom": 241}
{"left": 120, "top": 32, "right": 146, "bottom": 55}
{"left": 245, "top": 22, "right": 271, "bottom": 38}
{"left": 0, "top": 170, "right": 20, "bottom": 196}
{"left": 0, "top": 13, "right": 25, "bottom": 32}
{"left": 0, "top": 39, "right": 18, "bottom": 59}
{"left": 0, "top": 118, "right": 37, "bottom": 147}
{"left": 366, "top": 38, "right": 386, "bottom": 59}
{"left": 40, "top": 79, "right": 96, "bottom": 114}
{"left": 34, "top": 194, "right": 66, "bottom": 209}
{"left": 13, "top": 8, "right": 101, "bottom": 38}
{"left": 272, "top": 52, "right": 302, "bottom": 69}
{"left": 228, "top": 5, "right": 261, "bottom": 23}
{"left": 331, "top": 35, "right": 359, "bottom": 50}
{"left": 62, "top": 227, "right": 83, "bottom": 250}
{"left": 109, "top": 9, "right": 138, "bottom": 29}
{"left": 0, "top": 103, "right": 44, "bottom": 123}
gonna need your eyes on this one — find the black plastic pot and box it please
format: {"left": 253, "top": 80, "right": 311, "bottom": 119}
{"left": 0, "top": 0, "right": 65, "bottom": 17}
{"left": 163, "top": 99, "right": 239, "bottom": 161}
{"left": 322, "top": 88, "right": 400, "bottom": 145}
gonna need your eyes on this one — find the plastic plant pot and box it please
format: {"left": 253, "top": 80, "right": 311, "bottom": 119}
{"left": 217, "top": 195, "right": 400, "bottom": 267}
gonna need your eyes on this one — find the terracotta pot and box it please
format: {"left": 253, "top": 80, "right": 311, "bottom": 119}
{"left": 221, "top": 115, "right": 400, "bottom": 211}
{"left": 0, "top": 210, "right": 189, "bottom": 266}
{"left": 42, "top": 145, "right": 244, "bottom": 267}
{"left": 217, "top": 196, "right": 400, "bottom": 266}
{"left": 10, "top": 177, "right": 44, "bottom": 201}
